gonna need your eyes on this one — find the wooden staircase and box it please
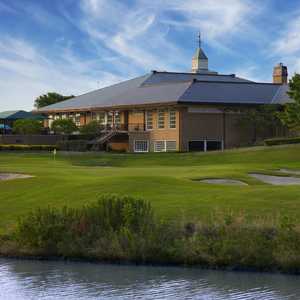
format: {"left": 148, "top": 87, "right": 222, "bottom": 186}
{"left": 88, "top": 130, "right": 118, "bottom": 150}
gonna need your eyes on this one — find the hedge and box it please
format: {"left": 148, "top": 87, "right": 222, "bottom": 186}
{"left": 264, "top": 137, "right": 300, "bottom": 146}
{"left": 0, "top": 144, "right": 58, "bottom": 151}
{"left": 57, "top": 140, "right": 88, "bottom": 151}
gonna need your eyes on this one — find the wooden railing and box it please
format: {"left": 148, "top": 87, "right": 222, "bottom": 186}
{"left": 101, "top": 123, "right": 145, "bottom": 132}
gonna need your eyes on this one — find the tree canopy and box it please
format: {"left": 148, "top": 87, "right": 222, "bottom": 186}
{"left": 79, "top": 120, "right": 103, "bottom": 135}
{"left": 236, "top": 105, "right": 282, "bottom": 143}
{"left": 278, "top": 74, "right": 300, "bottom": 131}
{"left": 13, "top": 119, "right": 43, "bottom": 135}
{"left": 51, "top": 119, "right": 77, "bottom": 135}
{"left": 34, "top": 92, "right": 74, "bottom": 109}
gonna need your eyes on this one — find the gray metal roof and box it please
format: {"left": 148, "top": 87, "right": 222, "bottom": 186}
{"left": 38, "top": 71, "right": 290, "bottom": 112}
{"left": 0, "top": 110, "right": 44, "bottom": 120}
{"left": 142, "top": 71, "right": 252, "bottom": 85}
{"left": 179, "top": 81, "right": 291, "bottom": 105}
{"left": 193, "top": 48, "right": 208, "bottom": 60}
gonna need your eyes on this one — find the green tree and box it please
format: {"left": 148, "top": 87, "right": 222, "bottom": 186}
{"left": 34, "top": 93, "right": 74, "bottom": 109}
{"left": 278, "top": 74, "right": 300, "bottom": 131}
{"left": 51, "top": 119, "right": 77, "bottom": 135}
{"left": 12, "top": 119, "right": 43, "bottom": 135}
{"left": 237, "top": 105, "right": 282, "bottom": 143}
{"left": 79, "top": 121, "right": 103, "bottom": 135}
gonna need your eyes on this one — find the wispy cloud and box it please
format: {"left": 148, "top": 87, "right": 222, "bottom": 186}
{"left": 271, "top": 10, "right": 300, "bottom": 76}
{"left": 77, "top": 0, "right": 261, "bottom": 73}
{"left": 1, "top": 0, "right": 293, "bottom": 111}
{"left": 0, "top": 36, "right": 122, "bottom": 110}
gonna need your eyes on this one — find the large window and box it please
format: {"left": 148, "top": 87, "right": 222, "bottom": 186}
{"left": 154, "top": 140, "right": 177, "bottom": 152}
{"left": 188, "top": 141, "right": 205, "bottom": 152}
{"left": 134, "top": 140, "right": 149, "bottom": 152}
{"left": 169, "top": 110, "right": 176, "bottom": 129}
{"left": 166, "top": 140, "right": 177, "bottom": 151}
{"left": 154, "top": 141, "right": 165, "bottom": 152}
{"left": 92, "top": 112, "right": 106, "bottom": 124}
{"left": 146, "top": 111, "right": 153, "bottom": 130}
{"left": 188, "top": 140, "right": 223, "bottom": 152}
{"left": 157, "top": 110, "right": 165, "bottom": 129}
{"left": 206, "top": 140, "right": 223, "bottom": 151}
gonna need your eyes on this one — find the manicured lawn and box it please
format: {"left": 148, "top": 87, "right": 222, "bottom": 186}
{"left": 1, "top": 145, "right": 300, "bottom": 231}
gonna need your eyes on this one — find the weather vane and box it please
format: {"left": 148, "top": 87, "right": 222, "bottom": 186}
{"left": 198, "top": 31, "right": 201, "bottom": 48}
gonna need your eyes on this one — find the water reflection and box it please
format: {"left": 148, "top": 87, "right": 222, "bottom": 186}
{"left": 0, "top": 258, "right": 299, "bottom": 299}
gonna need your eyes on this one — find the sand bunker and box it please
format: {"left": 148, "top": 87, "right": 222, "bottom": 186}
{"left": 249, "top": 173, "right": 300, "bottom": 185}
{"left": 198, "top": 179, "right": 248, "bottom": 186}
{"left": 0, "top": 173, "right": 34, "bottom": 181}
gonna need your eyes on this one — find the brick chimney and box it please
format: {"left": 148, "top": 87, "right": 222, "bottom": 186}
{"left": 273, "top": 63, "right": 288, "bottom": 84}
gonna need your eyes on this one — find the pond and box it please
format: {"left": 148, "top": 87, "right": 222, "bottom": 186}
{"left": 0, "top": 258, "right": 299, "bottom": 299}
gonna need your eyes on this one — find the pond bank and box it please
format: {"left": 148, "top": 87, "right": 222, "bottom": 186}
{"left": 1, "top": 194, "right": 300, "bottom": 275}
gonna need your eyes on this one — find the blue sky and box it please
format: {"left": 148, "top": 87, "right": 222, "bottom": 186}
{"left": 1, "top": 0, "right": 300, "bottom": 111}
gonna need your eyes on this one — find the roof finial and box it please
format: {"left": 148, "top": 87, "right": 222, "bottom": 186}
{"left": 198, "top": 31, "right": 201, "bottom": 48}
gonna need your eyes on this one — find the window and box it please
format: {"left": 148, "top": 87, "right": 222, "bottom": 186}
{"left": 206, "top": 140, "right": 223, "bottom": 151}
{"left": 169, "top": 110, "right": 176, "bottom": 129}
{"left": 157, "top": 110, "right": 165, "bottom": 129}
{"left": 107, "top": 112, "right": 113, "bottom": 126}
{"left": 114, "top": 111, "right": 121, "bottom": 125}
{"left": 134, "top": 140, "right": 149, "bottom": 152}
{"left": 98, "top": 112, "right": 106, "bottom": 124}
{"left": 146, "top": 111, "right": 153, "bottom": 130}
{"left": 154, "top": 141, "right": 165, "bottom": 152}
{"left": 154, "top": 140, "right": 177, "bottom": 152}
{"left": 166, "top": 140, "right": 177, "bottom": 152}
{"left": 188, "top": 141, "right": 205, "bottom": 152}
{"left": 75, "top": 113, "right": 81, "bottom": 126}
{"left": 188, "top": 140, "right": 223, "bottom": 152}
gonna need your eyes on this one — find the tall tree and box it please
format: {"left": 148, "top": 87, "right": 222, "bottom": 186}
{"left": 13, "top": 119, "right": 43, "bottom": 135}
{"left": 51, "top": 119, "right": 77, "bottom": 135}
{"left": 34, "top": 92, "right": 74, "bottom": 109}
{"left": 237, "top": 105, "right": 282, "bottom": 143}
{"left": 278, "top": 74, "right": 300, "bottom": 131}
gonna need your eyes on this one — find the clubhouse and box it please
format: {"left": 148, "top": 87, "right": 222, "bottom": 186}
{"left": 38, "top": 38, "right": 290, "bottom": 152}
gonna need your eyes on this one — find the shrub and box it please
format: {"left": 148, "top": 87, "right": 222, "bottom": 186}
{"left": 15, "top": 194, "right": 156, "bottom": 258}
{"left": 10, "top": 196, "right": 300, "bottom": 272}
{"left": 79, "top": 121, "right": 103, "bottom": 136}
{"left": 264, "top": 136, "right": 300, "bottom": 146}
{"left": 51, "top": 119, "right": 77, "bottom": 135}
{"left": 57, "top": 140, "right": 88, "bottom": 151}
{"left": 12, "top": 119, "right": 43, "bottom": 135}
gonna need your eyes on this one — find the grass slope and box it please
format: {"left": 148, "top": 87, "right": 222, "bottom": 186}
{"left": 1, "top": 145, "right": 300, "bottom": 231}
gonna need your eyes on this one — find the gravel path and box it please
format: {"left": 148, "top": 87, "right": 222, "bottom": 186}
{"left": 249, "top": 173, "right": 300, "bottom": 185}
{"left": 0, "top": 173, "right": 33, "bottom": 181}
{"left": 199, "top": 179, "right": 248, "bottom": 186}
